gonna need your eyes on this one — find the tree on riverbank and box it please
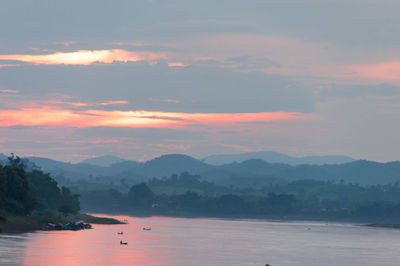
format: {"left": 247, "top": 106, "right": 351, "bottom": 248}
{"left": 0, "top": 155, "right": 80, "bottom": 216}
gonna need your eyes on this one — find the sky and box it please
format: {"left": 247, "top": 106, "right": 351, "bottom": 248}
{"left": 0, "top": 0, "right": 400, "bottom": 162}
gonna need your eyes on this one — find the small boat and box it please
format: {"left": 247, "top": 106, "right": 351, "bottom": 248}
{"left": 117, "top": 232, "right": 124, "bottom": 235}
{"left": 120, "top": 240, "right": 128, "bottom": 245}
{"left": 143, "top": 227, "right": 152, "bottom": 231}
{"left": 84, "top": 223, "right": 92, "bottom": 229}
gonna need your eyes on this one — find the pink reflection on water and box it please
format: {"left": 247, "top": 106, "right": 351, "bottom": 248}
{"left": 22, "top": 215, "right": 173, "bottom": 266}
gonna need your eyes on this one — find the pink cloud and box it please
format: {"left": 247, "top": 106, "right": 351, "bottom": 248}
{"left": 349, "top": 61, "right": 400, "bottom": 83}
{"left": 0, "top": 89, "right": 18, "bottom": 93}
{"left": 27, "top": 153, "right": 47, "bottom": 157}
{"left": 0, "top": 49, "right": 168, "bottom": 66}
{"left": 0, "top": 64, "right": 20, "bottom": 68}
{"left": 97, "top": 101, "right": 129, "bottom": 106}
{"left": 0, "top": 106, "right": 313, "bottom": 129}
{"left": 43, "top": 100, "right": 128, "bottom": 107}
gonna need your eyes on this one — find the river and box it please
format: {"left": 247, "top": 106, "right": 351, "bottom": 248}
{"left": 1, "top": 215, "right": 400, "bottom": 266}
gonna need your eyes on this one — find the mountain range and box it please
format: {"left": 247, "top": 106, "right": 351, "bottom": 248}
{"left": 1, "top": 152, "right": 399, "bottom": 186}
{"left": 202, "top": 151, "right": 355, "bottom": 165}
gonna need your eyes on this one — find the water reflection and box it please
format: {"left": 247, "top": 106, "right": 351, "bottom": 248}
{"left": 1, "top": 215, "right": 400, "bottom": 266}
{"left": 0, "top": 234, "right": 28, "bottom": 265}
{"left": 22, "top": 215, "right": 173, "bottom": 266}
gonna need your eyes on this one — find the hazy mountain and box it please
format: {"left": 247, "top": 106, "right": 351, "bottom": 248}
{"left": 81, "top": 155, "right": 126, "bottom": 167}
{"left": 277, "top": 160, "right": 400, "bottom": 185}
{"left": 203, "top": 151, "right": 355, "bottom": 166}
{"left": 0, "top": 153, "right": 7, "bottom": 161}
{"left": 141, "top": 154, "right": 210, "bottom": 177}
{"left": 2, "top": 153, "right": 400, "bottom": 186}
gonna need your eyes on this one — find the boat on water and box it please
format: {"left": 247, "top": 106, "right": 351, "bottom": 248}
{"left": 143, "top": 227, "right": 152, "bottom": 230}
{"left": 64, "top": 221, "right": 92, "bottom": 231}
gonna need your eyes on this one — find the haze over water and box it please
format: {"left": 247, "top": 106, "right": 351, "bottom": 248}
{"left": 1, "top": 215, "right": 400, "bottom": 266}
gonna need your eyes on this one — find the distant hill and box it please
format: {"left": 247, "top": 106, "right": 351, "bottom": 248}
{"left": 0, "top": 153, "right": 7, "bottom": 163}
{"left": 203, "top": 151, "right": 355, "bottom": 166}
{"left": 2, "top": 153, "right": 399, "bottom": 187}
{"left": 81, "top": 155, "right": 126, "bottom": 167}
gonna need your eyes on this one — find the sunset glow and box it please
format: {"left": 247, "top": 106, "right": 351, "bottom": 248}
{"left": 0, "top": 50, "right": 168, "bottom": 66}
{"left": 0, "top": 107, "right": 311, "bottom": 129}
{"left": 167, "top": 62, "right": 188, "bottom": 67}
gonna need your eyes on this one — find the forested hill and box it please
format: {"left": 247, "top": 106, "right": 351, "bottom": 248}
{"left": 0, "top": 156, "right": 80, "bottom": 216}
{"left": 202, "top": 151, "right": 355, "bottom": 165}
{"left": 2, "top": 153, "right": 399, "bottom": 186}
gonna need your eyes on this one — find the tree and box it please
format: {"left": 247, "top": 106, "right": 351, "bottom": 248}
{"left": 128, "top": 183, "right": 154, "bottom": 208}
{"left": 58, "top": 205, "right": 74, "bottom": 216}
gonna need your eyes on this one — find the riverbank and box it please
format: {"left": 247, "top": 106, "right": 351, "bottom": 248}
{"left": 364, "top": 224, "right": 400, "bottom": 229}
{"left": 0, "top": 213, "right": 124, "bottom": 234}
{"left": 81, "top": 208, "right": 400, "bottom": 228}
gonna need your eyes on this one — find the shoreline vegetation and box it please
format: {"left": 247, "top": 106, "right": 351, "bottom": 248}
{"left": 0, "top": 155, "right": 123, "bottom": 234}
{"left": 79, "top": 173, "right": 400, "bottom": 226}
{"left": 4, "top": 154, "right": 400, "bottom": 233}
{"left": 363, "top": 224, "right": 400, "bottom": 229}
{"left": 80, "top": 210, "right": 400, "bottom": 230}
{"left": 0, "top": 213, "right": 124, "bottom": 234}
{"left": 3, "top": 210, "right": 399, "bottom": 234}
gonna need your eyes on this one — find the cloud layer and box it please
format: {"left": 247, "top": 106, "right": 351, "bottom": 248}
{"left": 1, "top": 0, "right": 400, "bottom": 162}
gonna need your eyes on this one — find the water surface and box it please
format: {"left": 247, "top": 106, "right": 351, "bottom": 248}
{"left": 1, "top": 215, "right": 400, "bottom": 266}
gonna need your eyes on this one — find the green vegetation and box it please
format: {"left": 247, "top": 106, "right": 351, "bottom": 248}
{"left": 0, "top": 155, "right": 80, "bottom": 216}
{"left": 4, "top": 153, "right": 400, "bottom": 227}
{"left": 79, "top": 172, "right": 400, "bottom": 223}
{"left": 0, "top": 154, "right": 82, "bottom": 232}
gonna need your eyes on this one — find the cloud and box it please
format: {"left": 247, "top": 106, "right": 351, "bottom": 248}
{"left": 0, "top": 64, "right": 20, "bottom": 68}
{"left": 0, "top": 89, "right": 18, "bottom": 93}
{"left": 148, "top": 98, "right": 179, "bottom": 103}
{"left": 40, "top": 99, "right": 129, "bottom": 108}
{"left": 348, "top": 61, "right": 400, "bottom": 84}
{"left": 168, "top": 61, "right": 188, "bottom": 67}
{"left": 0, "top": 106, "right": 312, "bottom": 129}
{"left": 0, "top": 49, "right": 168, "bottom": 66}
{"left": 97, "top": 101, "right": 129, "bottom": 106}
{"left": 0, "top": 63, "right": 316, "bottom": 113}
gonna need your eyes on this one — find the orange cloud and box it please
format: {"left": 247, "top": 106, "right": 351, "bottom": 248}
{"left": 97, "top": 101, "right": 129, "bottom": 106}
{"left": 168, "top": 62, "right": 188, "bottom": 67}
{"left": 0, "top": 50, "right": 168, "bottom": 66}
{"left": 0, "top": 106, "right": 312, "bottom": 128}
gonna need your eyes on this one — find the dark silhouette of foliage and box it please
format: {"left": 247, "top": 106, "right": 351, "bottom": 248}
{"left": 128, "top": 183, "right": 154, "bottom": 208}
{"left": 0, "top": 154, "right": 80, "bottom": 215}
